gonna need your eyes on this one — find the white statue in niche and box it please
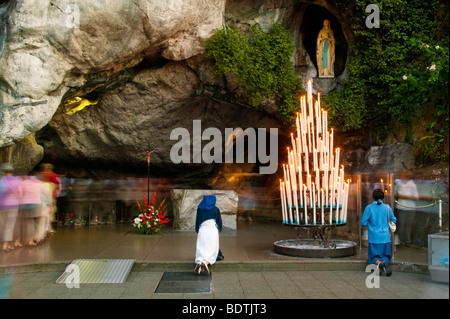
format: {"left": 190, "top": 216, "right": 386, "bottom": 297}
{"left": 316, "top": 19, "right": 335, "bottom": 78}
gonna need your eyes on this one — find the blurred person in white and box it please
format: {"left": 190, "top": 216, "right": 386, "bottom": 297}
{"left": 0, "top": 163, "right": 23, "bottom": 252}
{"left": 36, "top": 174, "right": 54, "bottom": 242}
{"left": 19, "top": 174, "right": 51, "bottom": 246}
{"left": 37, "top": 163, "right": 61, "bottom": 236}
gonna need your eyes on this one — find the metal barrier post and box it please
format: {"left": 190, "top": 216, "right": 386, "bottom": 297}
{"left": 389, "top": 173, "right": 395, "bottom": 261}
{"left": 357, "top": 174, "right": 362, "bottom": 250}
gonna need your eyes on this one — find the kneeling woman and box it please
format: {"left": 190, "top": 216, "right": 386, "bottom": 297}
{"left": 194, "top": 195, "right": 222, "bottom": 275}
{"left": 361, "top": 189, "right": 397, "bottom": 276}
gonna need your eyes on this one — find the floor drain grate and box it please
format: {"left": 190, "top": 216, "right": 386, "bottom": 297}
{"left": 155, "top": 271, "right": 212, "bottom": 293}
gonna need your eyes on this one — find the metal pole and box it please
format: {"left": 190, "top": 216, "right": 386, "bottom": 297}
{"left": 439, "top": 199, "right": 442, "bottom": 232}
{"left": 147, "top": 143, "right": 150, "bottom": 202}
{"left": 145, "top": 145, "right": 157, "bottom": 203}
{"left": 389, "top": 173, "right": 395, "bottom": 261}
{"left": 357, "top": 174, "right": 362, "bottom": 250}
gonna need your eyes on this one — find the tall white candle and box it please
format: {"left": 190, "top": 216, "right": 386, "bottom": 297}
{"left": 290, "top": 162, "right": 299, "bottom": 215}
{"left": 286, "top": 180, "right": 293, "bottom": 223}
{"left": 291, "top": 134, "right": 298, "bottom": 170}
{"left": 344, "top": 180, "right": 349, "bottom": 223}
{"left": 307, "top": 116, "right": 312, "bottom": 152}
{"left": 333, "top": 156, "right": 339, "bottom": 195}
{"left": 307, "top": 174, "right": 312, "bottom": 202}
{"left": 287, "top": 147, "right": 292, "bottom": 169}
{"left": 335, "top": 148, "right": 340, "bottom": 173}
{"left": 305, "top": 145, "right": 309, "bottom": 174}
{"left": 322, "top": 109, "right": 326, "bottom": 137}
{"left": 315, "top": 101, "right": 320, "bottom": 137}
{"left": 296, "top": 113, "right": 302, "bottom": 155}
{"left": 315, "top": 169, "right": 320, "bottom": 194}
{"left": 317, "top": 92, "right": 321, "bottom": 112}
{"left": 329, "top": 129, "right": 334, "bottom": 168}
{"left": 338, "top": 166, "right": 344, "bottom": 222}
{"left": 303, "top": 184, "right": 308, "bottom": 224}
{"left": 321, "top": 188, "right": 325, "bottom": 225}
{"left": 302, "top": 98, "right": 307, "bottom": 127}
{"left": 308, "top": 80, "right": 313, "bottom": 118}
{"left": 319, "top": 140, "right": 323, "bottom": 170}
{"left": 313, "top": 148, "right": 317, "bottom": 171}
{"left": 293, "top": 184, "right": 300, "bottom": 225}
{"left": 329, "top": 199, "right": 333, "bottom": 225}
{"left": 312, "top": 182, "right": 316, "bottom": 225}
{"left": 298, "top": 160, "right": 303, "bottom": 207}
{"left": 280, "top": 180, "right": 287, "bottom": 223}
{"left": 324, "top": 164, "right": 329, "bottom": 207}
{"left": 289, "top": 163, "right": 296, "bottom": 209}
{"left": 285, "top": 164, "right": 290, "bottom": 189}
{"left": 335, "top": 177, "right": 341, "bottom": 223}
{"left": 325, "top": 130, "right": 330, "bottom": 167}
{"left": 301, "top": 131, "right": 307, "bottom": 156}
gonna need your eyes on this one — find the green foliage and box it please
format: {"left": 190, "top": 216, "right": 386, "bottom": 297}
{"left": 322, "top": 0, "right": 449, "bottom": 164}
{"left": 205, "top": 23, "right": 303, "bottom": 121}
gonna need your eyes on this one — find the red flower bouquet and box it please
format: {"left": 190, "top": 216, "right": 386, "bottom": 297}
{"left": 133, "top": 193, "right": 170, "bottom": 235}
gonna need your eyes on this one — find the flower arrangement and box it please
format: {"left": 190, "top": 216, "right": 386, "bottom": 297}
{"left": 133, "top": 192, "right": 170, "bottom": 235}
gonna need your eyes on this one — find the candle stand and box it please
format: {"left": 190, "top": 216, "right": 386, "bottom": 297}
{"left": 276, "top": 79, "right": 356, "bottom": 258}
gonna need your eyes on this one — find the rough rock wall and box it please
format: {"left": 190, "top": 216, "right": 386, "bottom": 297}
{"left": 1, "top": 0, "right": 446, "bottom": 189}
{"left": 0, "top": 0, "right": 226, "bottom": 148}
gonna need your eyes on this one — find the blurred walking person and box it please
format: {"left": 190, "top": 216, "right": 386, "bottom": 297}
{"left": 19, "top": 175, "right": 50, "bottom": 246}
{"left": 0, "top": 164, "right": 23, "bottom": 252}
{"left": 38, "top": 163, "right": 61, "bottom": 236}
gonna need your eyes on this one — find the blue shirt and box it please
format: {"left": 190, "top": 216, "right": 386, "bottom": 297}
{"left": 361, "top": 201, "right": 396, "bottom": 244}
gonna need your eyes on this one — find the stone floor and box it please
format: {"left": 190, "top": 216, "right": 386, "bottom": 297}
{"left": 0, "top": 220, "right": 448, "bottom": 302}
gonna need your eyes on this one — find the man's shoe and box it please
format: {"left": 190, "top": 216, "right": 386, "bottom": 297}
{"left": 383, "top": 262, "right": 392, "bottom": 276}
{"left": 378, "top": 262, "right": 385, "bottom": 275}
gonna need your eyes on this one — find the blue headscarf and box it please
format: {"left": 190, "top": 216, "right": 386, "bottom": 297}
{"left": 197, "top": 195, "right": 216, "bottom": 210}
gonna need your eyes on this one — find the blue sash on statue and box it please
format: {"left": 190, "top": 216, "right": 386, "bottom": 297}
{"left": 322, "top": 39, "right": 328, "bottom": 68}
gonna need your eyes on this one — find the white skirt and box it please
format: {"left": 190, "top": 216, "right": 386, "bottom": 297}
{"left": 195, "top": 219, "right": 219, "bottom": 265}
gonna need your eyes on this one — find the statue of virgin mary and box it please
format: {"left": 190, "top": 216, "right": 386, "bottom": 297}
{"left": 316, "top": 19, "right": 335, "bottom": 78}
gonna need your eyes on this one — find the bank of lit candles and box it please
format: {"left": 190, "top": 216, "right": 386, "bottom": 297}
{"left": 279, "top": 79, "right": 350, "bottom": 226}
